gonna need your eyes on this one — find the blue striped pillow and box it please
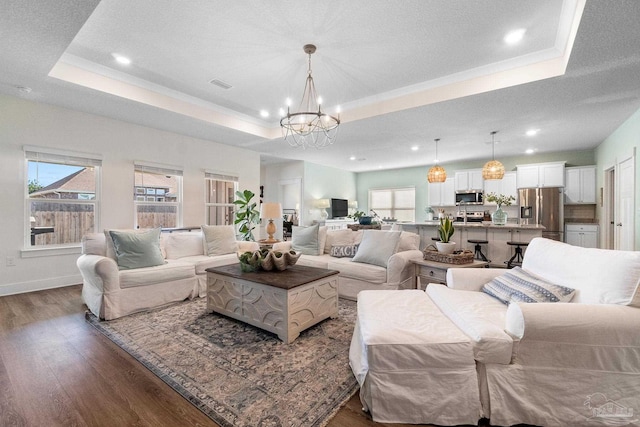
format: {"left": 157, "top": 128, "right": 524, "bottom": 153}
{"left": 482, "top": 267, "right": 576, "bottom": 304}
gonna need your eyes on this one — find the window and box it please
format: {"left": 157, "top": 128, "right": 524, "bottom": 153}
{"left": 205, "top": 172, "right": 238, "bottom": 225}
{"left": 369, "top": 187, "right": 416, "bottom": 222}
{"left": 134, "top": 162, "right": 182, "bottom": 229}
{"left": 25, "top": 147, "right": 102, "bottom": 247}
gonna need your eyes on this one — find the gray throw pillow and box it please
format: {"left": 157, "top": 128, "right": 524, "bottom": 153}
{"left": 108, "top": 228, "right": 165, "bottom": 270}
{"left": 292, "top": 224, "right": 320, "bottom": 255}
{"left": 330, "top": 244, "right": 359, "bottom": 258}
{"left": 482, "top": 267, "right": 576, "bottom": 304}
{"left": 201, "top": 224, "right": 238, "bottom": 256}
{"left": 352, "top": 230, "right": 401, "bottom": 268}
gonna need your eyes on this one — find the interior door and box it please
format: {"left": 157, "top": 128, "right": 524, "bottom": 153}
{"left": 616, "top": 154, "right": 635, "bottom": 251}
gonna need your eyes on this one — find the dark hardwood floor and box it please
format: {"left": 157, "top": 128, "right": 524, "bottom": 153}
{"left": 0, "top": 285, "right": 481, "bottom": 427}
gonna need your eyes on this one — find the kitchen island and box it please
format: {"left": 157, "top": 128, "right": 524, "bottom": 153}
{"left": 398, "top": 222, "right": 545, "bottom": 268}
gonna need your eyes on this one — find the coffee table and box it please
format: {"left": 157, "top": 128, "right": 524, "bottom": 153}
{"left": 205, "top": 264, "right": 340, "bottom": 343}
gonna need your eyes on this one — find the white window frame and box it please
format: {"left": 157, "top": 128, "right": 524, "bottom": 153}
{"left": 134, "top": 161, "right": 183, "bottom": 229}
{"left": 368, "top": 186, "right": 416, "bottom": 222}
{"left": 204, "top": 171, "right": 239, "bottom": 226}
{"left": 24, "top": 146, "right": 102, "bottom": 250}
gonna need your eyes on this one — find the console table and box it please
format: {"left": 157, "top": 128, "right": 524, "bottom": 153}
{"left": 412, "top": 259, "right": 489, "bottom": 289}
{"left": 206, "top": 264, "right": 339, "bottom": 343}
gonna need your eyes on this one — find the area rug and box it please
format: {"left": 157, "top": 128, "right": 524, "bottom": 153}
{"left": 85, "top": 297, "right": 359, "bottom": 427}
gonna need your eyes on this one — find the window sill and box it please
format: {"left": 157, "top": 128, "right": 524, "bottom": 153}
{"left": 21, "top": 245, "right": 82, "bottom": 258}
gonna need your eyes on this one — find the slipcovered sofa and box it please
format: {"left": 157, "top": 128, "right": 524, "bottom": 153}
{"left": 77, "top": 228, "right": 258, "bottom": 320}
{"left": 350, "top": 237, "right": 640, "bottom": 426}
{"left": 273, "top": 226, "right": 423, "bottom": 300}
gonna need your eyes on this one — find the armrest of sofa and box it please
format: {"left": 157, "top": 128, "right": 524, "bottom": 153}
{"left": 76, "top": 254, "right": 121, "bottom": 293}
{"left": 272, "top": 241, "right": 292, "bottom": 252}
{"left": 505, "top": 302, "right": 640, "bottom": 369}
{"left": 387, "top": 250, "right": 423, "bottom": 285}
{"left": 238, "top": 241, "right": 260, "bottom": 252}
{"left": 446, "top": 268, "right": 506, "bottom": 292}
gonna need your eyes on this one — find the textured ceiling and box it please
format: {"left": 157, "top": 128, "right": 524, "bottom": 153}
{"left": 2, "top": 0, "right": 640, "bottom": 172}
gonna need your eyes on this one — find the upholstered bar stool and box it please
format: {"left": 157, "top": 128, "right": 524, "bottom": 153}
{"left": 468, "top": 239, "right": 489, "bottom": 262}
{"left": 506, "top": 241, "right": 529, "bottom": 268}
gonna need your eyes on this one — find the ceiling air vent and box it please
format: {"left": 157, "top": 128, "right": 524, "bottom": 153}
{"left": 209, "top": 78, "right": 233, "bottom": 90}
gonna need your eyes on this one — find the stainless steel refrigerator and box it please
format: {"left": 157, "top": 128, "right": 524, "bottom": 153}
{"left": 518, "top": 187, "right": 564, "bottom": 241}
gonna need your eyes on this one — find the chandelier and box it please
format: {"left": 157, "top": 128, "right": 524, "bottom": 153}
{"left": 427, "top": 138, "right": 447, "bottom": 183}
{"left": 280, "top": 44, "right": 340, "bottom": 149}
{"left": 482, "top": 131, "right": 505, "bottom": 180}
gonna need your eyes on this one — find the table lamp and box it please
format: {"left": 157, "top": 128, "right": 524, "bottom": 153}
{"left": 260, "top": 202, "right": 282, "bottom": 243}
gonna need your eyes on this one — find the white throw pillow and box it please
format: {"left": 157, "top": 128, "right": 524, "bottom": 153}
{"left": 324, "top": 229, "right": 355, "bottom": 254}
{"left": 292, "top": 224, "right": 321, "bottom": 255}
{"left": 482, "top": 267, "right": 576, "bottom": 304}
{"left": 398, "top": 231, "right": 420, "bottom": 252}
{"left": 352, "top": 230, "right": 401, "bottom": 268}
{"left": 164, "top": 232, "right": 205, "bottom": 259}
{"left": 201, "top": 225, "right": 238, "bottom": 256}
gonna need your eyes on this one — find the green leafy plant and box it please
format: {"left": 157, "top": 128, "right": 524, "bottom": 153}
{"left": 233, "top": 190, "right": 260, "bottom": 241}
{"left": 348, "top": 210, "right": 367, "bottom": 222}
{"left": 438, "top": 217, "right": 455, "bottom": 243}
{"left": 485, "top": 192, "right": 516, "bottom": 208}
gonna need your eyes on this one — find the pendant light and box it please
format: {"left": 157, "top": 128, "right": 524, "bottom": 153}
{"left": 482, "top": 131, "right": 505, "bottom": 180}
{"left": 427, "top": 138, "right": 447, "bottom": 183}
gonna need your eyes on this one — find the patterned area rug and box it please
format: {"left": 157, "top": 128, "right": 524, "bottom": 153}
{"left": 86, "top": 297, "right": 359, "bottom": 427}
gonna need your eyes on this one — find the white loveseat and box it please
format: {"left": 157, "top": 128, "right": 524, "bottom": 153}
{"left": 77, "top": 230, "right": 258, "bottom": 320}
{"left": 273, "top": 227, "right": 423, "bottom": 300}
{"left": 351, "top": 237, "right": 640, "bottom": 426}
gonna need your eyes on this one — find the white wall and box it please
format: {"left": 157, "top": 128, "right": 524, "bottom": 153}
{"left": 261, "top": 160, "right": 304, "bottom": 239}
{"left": 303, "top": 162, "right": 357, "bottom": 225}
{"left": 0, "top": 94, "right": 260, "bottom": 296}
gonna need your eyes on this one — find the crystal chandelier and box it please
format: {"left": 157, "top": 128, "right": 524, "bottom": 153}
{"left": 427, "top": 138, "right": 447, "bottom": 183}
{"left": 482, "top": 131, "right": 505, "bottom": 180}
{"left": 280, "top": 44, "right": 340, "bottom": 149}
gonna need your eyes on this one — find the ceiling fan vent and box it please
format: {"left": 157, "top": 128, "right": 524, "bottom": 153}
{"left": 209, "top": 78, "right": 233, "bottom": 90}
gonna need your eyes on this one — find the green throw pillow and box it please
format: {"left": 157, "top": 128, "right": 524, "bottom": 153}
{"left": 108, "top": 228, "right": 165, "bottom": 270}
{"left": 292, "top": 224, "right": 320, "bottom": 255}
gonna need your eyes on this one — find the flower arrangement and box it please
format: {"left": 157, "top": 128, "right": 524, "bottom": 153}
{"left": 485, "top": 192, "right": 515, "bottom": 208}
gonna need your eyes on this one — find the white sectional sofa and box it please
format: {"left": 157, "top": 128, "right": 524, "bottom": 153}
{"left": 273, "top": 226, "right": 423, "bottom": 300}
{"left": 351, "top": 237, "right": 640, "bottom": 426}
{"left": 77, "top": 229, "right": 258, "bottom": 320}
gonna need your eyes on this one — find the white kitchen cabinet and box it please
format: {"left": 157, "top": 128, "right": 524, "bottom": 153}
{"left": 455, "top": 169, "right": 483, "bottom": 192}
{"left": 484, "top": 171, "right": 518, "bottom": 205}
{"left": 564, "top": 166, "right": 596, "bottom": 204}
{"left": 565, "top": 224, "right": 599, "bottom": 248}
{"left": 517, "top": 162, "right": 565, "bottom": 188}
{"left": 428, "top": 178, "right": 455, "bottom": 207}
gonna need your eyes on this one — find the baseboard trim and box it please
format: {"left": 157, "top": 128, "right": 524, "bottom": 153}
{"left": 0, "top": 274, "right": 82, "bottom": 296}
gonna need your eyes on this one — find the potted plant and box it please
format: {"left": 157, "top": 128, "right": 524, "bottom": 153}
{"left": 484, "top": 192, "right": 515, "bottom": 225}
{"left": 436, "top": 217, "right": 456, "bottom": 254}
{"left": 348, "top": 210, "right": 372, "bottom": 225}
{"left": 233, "top": 189, "right": 260, "bottom": 241}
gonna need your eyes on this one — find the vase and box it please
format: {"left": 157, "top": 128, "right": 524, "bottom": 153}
{"left": 492, "top": 207, "right": 507, "bottom": 225}
{"left": 436, "top": 241, "right": 456, "bottom": 254}
{"left": 359, "top": 216, "right": 372, "bottom": 225}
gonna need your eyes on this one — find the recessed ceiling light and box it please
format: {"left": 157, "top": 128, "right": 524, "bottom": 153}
{"left": 259, "top": 110, "right": 269, "bottom": 118}
{"left": 112, "top": 53, "right": 131, "bottom": 65}
{"left": 349, "top": 156, "right": 356, "bottom": 161}
{"left": 526, "top": 129, "right": 539, "bottom": 137}
{"left": 504, "top": 29, "right": 526, "bottom": 45}
{"left": 525, "top": 148, "right": 535, "bottom": 154}
{"left": 278, "top": 108, "right": 286, "bottom": 117}
{"left": 411, "top": 146, "right": 419, "bottom": 151}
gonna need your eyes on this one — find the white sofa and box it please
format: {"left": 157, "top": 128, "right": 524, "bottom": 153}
{"left": 351, "top": 237, "right": 640, "bottom": 426}
{"left": 273, "top": 227, "right": 423, "bottom": 300}
{"left": 77, "top": 231, "right": 258, "bottom": 320}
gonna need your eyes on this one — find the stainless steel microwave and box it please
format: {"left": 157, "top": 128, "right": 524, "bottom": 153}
{"left": 455, "top": 191, "right": 483, "bottom": 205}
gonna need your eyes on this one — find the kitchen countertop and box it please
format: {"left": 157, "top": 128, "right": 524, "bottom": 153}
{"left": 403, "top": 222, "right": 546, "bottom": 230}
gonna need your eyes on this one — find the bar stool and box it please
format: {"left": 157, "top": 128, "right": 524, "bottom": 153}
{"left": 506, "top": 241, "right": 529, "bottom": 269}
{"left": 431, "top": 237, "right": 441, "bottom": 242}
{"left": 468, "top": 239, "right": 489, "bottom": 262}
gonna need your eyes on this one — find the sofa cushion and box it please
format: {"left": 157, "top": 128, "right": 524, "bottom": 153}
{"left": 330, "top": 244, "right": 359, "bottom": 258}
{"left": 328, "top": 257, "right": 387, "bottom": 284}
{"left": 292, "top": 224, "right": 322, "bottom": 255}
{"left": 104, "top": 228, "right": 164, "bottom": 261}
{"left": 179, "top": 254, "right": 239, "bottom": 275}
{"left": 398, "top": 231, "right": 420, "bottom": 252}
{"left": 324, "top": 229, "right": 356, "bottom": 254}
{"left": 164, "top": 232, "right": 205, "bottom": 259}
{"left": 296, "top": 253, "right": 331, "bottom": 269}
{"left": 201, "top": 225, "right": 238, "bottom": 256}
{"left": 482, "top": 267, "right": 576, "bottom": 304}
{"left": 119, "top": 259, "right": 195, "bottom": 288}
{"left": 522, "top": 237, "right": 640, "bottom": 307}
{"left": 108, "top": 228, "right": 165, "bottom": 270}
{"left": 82, "top": 233, "right": 106, "bottom": 256}
{"left": 427, "top": 284, "right": 512, "bottom": 364}
{"left": 352, "top": 230, "right": 401, "bottom": 268}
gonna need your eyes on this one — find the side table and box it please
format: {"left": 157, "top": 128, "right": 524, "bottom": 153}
{"left": 412, "top": 259, "right": 489, "bottom": 290}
